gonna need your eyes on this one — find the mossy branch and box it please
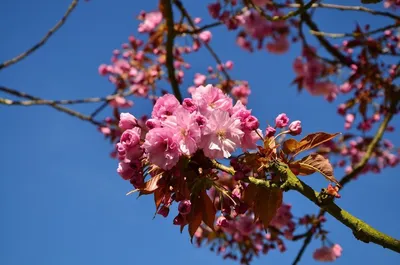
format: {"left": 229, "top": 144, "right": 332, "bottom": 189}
{"left": 254, "top": 162, "right": 400, "bottom": 254}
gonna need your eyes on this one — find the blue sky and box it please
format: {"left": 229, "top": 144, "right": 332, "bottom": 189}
{"left": 1, "top": 0, "right": 399, "bottom": 265}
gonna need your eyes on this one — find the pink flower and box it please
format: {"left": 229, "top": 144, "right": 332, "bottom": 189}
{"left": 267, "top": 36, "right": 289, "bottom": 54}
{"left": 163, "top": 107, "right": 201, "bottom": 155}
{"left": 178, "top": 200, "right": 192, "bottom": 215}
{"left": 118, "top": 127, "right": 143, "bottom": 161}
{"left": 225, "top": 60, "right": 234, "bottom": 69}
{"left": 182, "top": 98, "right": 198, "bottom": 113}
{"left": 275, "top": 113, "right": 289, "bottom": 128}
{"left": 288, "top": 120, "right": 302, "bottom": 136}
{"left": 117, "top": 161, "right": 134, "bottom": 180}
{"left": 98, "top": 64, "right": 108, "bottom": 75}
{"left": 265, "top": 126, "right": 276, "bottom": 137}
{"left": 138, "top": 11, "right": 163, "bottom": 33}
{"left": 208, "top": 3, "right": 221, "bottom": 19}
{"left": 236, "top": 216, "right": 255, "bottom": 236}
{"left": 241, "top": 129, "right": 262, "bottom": 151}
{"left": 194, "top": 73, "right": 207, "bottom": 86}
{"left": 313, "top": 244, "right": 342, "bottom": 262}
{"left": 216, "top": 216, "right": 229, "bottom": 228}
{"left": 143, "top": 127, "right": 181, "bottom": 170}
{"left": 109, "top": 96, "right": 134, "bottom": 108}
{"left": 191, "top": 84, "right": 232, "bottom": 116}
{"left": 199, "top": 31, "right": 212, "bottom": 43}
{"left": 151, "top": 94, "right": 180, "bottom": 119}
{"left": 119, "top": 113, "right": 138, "bottom": 131}
{"left": 308, "top": 82, "right": 338, "bottom": 96}
{"left": 200, "top": 110, "right": 244, "bottom": 159}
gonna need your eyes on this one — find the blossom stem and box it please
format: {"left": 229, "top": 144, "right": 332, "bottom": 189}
{"left": 211, "top": 160, "right": 236, "bottom": 175}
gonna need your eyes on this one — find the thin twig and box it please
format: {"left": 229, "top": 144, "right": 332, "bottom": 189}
{"left": 0, "top": 0, "right": 79, "bottom": 70}
{"left": 310, "top": 23, "right": 399, "bottom": 39}
{"left": 339, "top": 98, "right": 399, "bottom": 186}
{"left": 247, "top": 0, "right": 318, "bottom": 21}
{"left": 162, "top": 0, "right": 183, "bottom": 102}
{"left": 0, "top": 86, "right": 103, "bottom": 126}
{"left": 292, "top": 229, "right": 313, "bottom": 265}
{"left": 174, "top": 0, "right": 232, "bottom": 88}
{"left": 0, "top": 88, "right": 132, "bottom": 106}
{"left": 177, "top": 22, "right": 222, "bottom": 34}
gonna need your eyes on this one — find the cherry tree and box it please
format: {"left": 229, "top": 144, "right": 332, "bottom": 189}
{"left": 1, "top": 0, "right": 399, "bottom": 264}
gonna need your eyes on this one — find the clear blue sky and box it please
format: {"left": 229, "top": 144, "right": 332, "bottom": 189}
{"left": 1, "top": 1, "right": 399, "bottom": 264}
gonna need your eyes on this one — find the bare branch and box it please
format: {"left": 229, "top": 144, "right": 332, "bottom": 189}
{"left": 0, "top": 86, "right": 103, "bottom": 126}
{"left": 174, "top": 0, "right": 233, "bottom": 89}
{"left": 0, "top": 0, "right": 79, "bottom": 71}
{"left": 0, "top": 88, "right": 132, "bottom": 106}
{"left": 266, "top": 162, "right": 400, "bottom": 254}
{"left": 286, "top": 3, "right": 400, "bottom": 21}
{"left": 292, "top": 229, "right": 313, "bottom": 265}
{"left": 246, "top": 0, "right": 319, "bottom": 21}
{"left": 310, "top": 23, "right": 399, "bottom": 38}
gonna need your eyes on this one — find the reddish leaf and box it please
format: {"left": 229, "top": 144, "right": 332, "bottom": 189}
{"left": 188, "top": 194, "right": 203, "bottom": 241}
{"left": 293, "top": 132, "right": 340, "bottom": 157}
{"left": 242, "top": 183, "right": 258, "bottom": 207}
{"left": 154, "top": 189, "right": 164, "bottom": 209}
{"left": 139, "top": 174, "right": 163, "bottom": 195}
{"left": 299, "top": 153, "right": 341, "bottom": 187}
{"left": 254, "top": 187, "right": 283, "bottom": 228}
{"left": 282, "top": 139, "right": 300, "bottom": 155}
{"left": 290, "top": 161, "right": 316, "bottom": 176}
{"left": 201, "top": 191, "right": 216, "bottom": 231}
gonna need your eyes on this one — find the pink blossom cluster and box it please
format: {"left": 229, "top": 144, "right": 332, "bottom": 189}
{"left": 336, "top": 137, "right": 399, "bottom": 175}
{"left": 313, "top": 244, "right": 342, "bottom": 262}
{"left": 207, "top": 2, "right": 290, "bottom": 53}
{"left": 116, "top": 84, "right": 262, "bottom": 173}
{"left": 293, "top": 48, "right": 338, "bottom": 101}
{"left": 237, "top": 10, "right": 290, "bottom": 54}
{"left": 189, "top": 62, "right": 251, "bottom": 104}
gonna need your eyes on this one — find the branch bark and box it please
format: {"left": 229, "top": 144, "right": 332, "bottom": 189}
{"left": 263, "top": 162, "right": 400, "bottom": 253}
{"left": 0, "top": 0, "right": 79, "bottom": 71}
{"left": 162, "top": 0, "right": 183, "bottom": 103}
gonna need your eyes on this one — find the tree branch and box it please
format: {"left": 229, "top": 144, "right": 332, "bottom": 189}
{"left": 247, "top": 0, "right": 318, "bottom": 21}
{"left": 292, "top": 229, "right": 313, "bottom": 265}
{"left": 0, "top": 88, "right": 132, "bottom": 106}
{"left": 286, "top": 3, "right": 400, "bottom": 21}
{"left": 0, "top": 0, "right": 79, "bottom": 71}
{"left": 162, "top": 0, "right": 182, "bottom": 103}
{"left": 0, "top": 86, "right": 103, "bottom": 126}
{"left": 309, "top": 23, "right": 399, "bottom": 39}
{"left": 174, "top": 0, "right": 233, "bottom": 89}
{"left": 262, "top": 162, "right": 400, "bottom": 253}
{"left": 339, "top": 97, "right": 399, "bottom": 187}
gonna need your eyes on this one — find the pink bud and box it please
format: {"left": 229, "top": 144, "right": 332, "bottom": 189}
{"left": 199, "top": 31, "right": 212, "bottom": 43}
{"left": 288, "top": 120, "right": 302, "bottom": 136}
{"left": 216, "top": 216, "right": 229, "bottom": 228}
{"left": 178, "top": 200, "right": 192, "bottom": 215}
{"left": 265, "top": 126, "right": 276, "bottom": 137}
{"left": 275, "top": 113, "right": 289, "bottom": 128}
{"left": 119, "top": 113, "right": 138, "bottom": 131}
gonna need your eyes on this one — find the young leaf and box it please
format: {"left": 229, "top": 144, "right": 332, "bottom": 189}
{"left": 290, "top": 161, "right": 316, "bottom": 176}
{"left": 242, "top": 182, "right": 258, "bottom": 207}
{"left": 299, "top": 153, "right": 341, "bottom": 187}
{"left": 139, "top": 174, "right": 163, "bottom": 195}
{"left": 282, "top": 139, "right": 300, "bottom": 155}
{"left": 293, "top": 132, "right": 340, "bottom": 157}
{"left": 254, "top": 187, "right": 283, "bottom": 228}
{"left": 201, "top": 190, "right": 216, "bottom": 231}
{"left": 188, "top": 195, "right": 203, "bottom": 241}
